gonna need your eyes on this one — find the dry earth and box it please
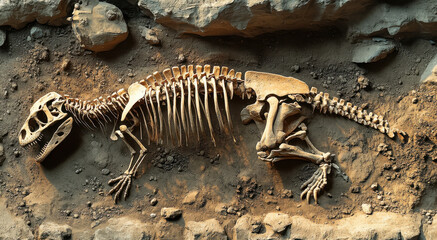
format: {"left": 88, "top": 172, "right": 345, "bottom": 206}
{"left": 0, "top": 1, "right": 436, "bottom": 239}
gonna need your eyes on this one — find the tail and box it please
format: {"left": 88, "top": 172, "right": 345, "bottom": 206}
{"left": 291, "top": 87, "right": 407, "bottom": 141}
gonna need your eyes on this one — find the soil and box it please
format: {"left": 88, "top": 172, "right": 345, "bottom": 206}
{"left": 0, "top": 5, "right": 436, "bottom": 238}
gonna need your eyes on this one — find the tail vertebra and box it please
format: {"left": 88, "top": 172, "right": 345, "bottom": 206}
{"left": 291, "top": 87, "right": 406, "bottom": 140}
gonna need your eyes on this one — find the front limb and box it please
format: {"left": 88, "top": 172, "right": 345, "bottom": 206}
{"left": 108, "top": 124, "right": 147, "bottom": 203}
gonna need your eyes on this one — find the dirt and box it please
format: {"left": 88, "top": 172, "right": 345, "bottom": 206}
{"left": 0, "top": 5, "right": 436, "bottom": 238}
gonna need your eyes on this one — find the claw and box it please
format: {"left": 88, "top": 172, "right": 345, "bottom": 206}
{"left": 300, "top": 163, "right": 330, "bottom": 204}
{"left": 108, "top": 173, "right": 133, "bottom": 203}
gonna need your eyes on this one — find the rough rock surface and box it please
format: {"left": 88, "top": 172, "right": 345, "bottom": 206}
{"left": 138, "top": 0, "right": 373, "bottom": 37}
{"left": 184, "top": 218, "right": 227, "bottom": 240}
{"left": 0, "top": 198, "right": 34, "bottom": 239}
{"left": 0, "top": 0, "right": 69, "bottom": 29}
{"left": 138, "top": 0, "right": 437, "bottom": 39}
{"left": 161, "top": 207, "right": 182, "bottom": 220}
{"left": 38, "top": 222, "right": 72, "bottom": 240}
{"left": 263, "top": 212, "right": 291, "bottom": 234}
{"left": 352, "top": 39, "right": 397, "bottom": 63}
{"left": 94, "top": 217, "right": 154, "bottom": 240}
{"left": 71, "top": 1, "right": 128, "bottom": 52}
{"left": 422, "top": 54, "right": 437, "bottom": 84}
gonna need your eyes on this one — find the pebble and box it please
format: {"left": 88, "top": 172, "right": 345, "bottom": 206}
{"left": 362, "top": 203, "right": 373, "bottom": 215}
{"left": 177, "top": 54, "right": 186, "bottom": 63}
{"left": 291, "top": 65, "right": 300, "bottom": 73}
{"left": 351, "top": 186, "right": 361, "bottom": 193}
{"left": 11, "top": 82, "right": 17, "bottom": 91}
{"left": 370, "top": 183, "right": 379, "bottom": 191}
{"left": 101, "top": 169, "right": 110, "bottom": 175}
{"left": 14, "top": 151, "right": 20, "bottom": 157}
{"left": 377, "top": 195, "right": 382, "bottom": 200}
{"left": 199, "top": 150, "right": 205, "bottom": 156}
{"left": 75, "top": 169, "right": 82, "bottom": 174}
{"left": 73, "top": 213, "right": 79, "bottom": 218}
{"left": 150, "top": 213, "right": 156, "bottom": 218}
{"left": 412, "top": 98, "right": 418, "bottom": 104}
{"left": 150, "top": 198, "right": 158, "bottom": 206}
{"left": 30, "top": 26, "right": 44, "bottom": 39}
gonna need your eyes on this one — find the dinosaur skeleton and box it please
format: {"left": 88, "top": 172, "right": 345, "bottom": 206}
{"left": 18, "top": 65, "right": 406, "bottom": 203}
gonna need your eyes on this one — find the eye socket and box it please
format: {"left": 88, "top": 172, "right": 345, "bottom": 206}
{"left": 28, "top": 118, "right": 39, "bottom": 132}
{"left": 57, "top": 132, "right": 64, "bottom": 136}
{"left": 36, "top": 111, "right": 48, "bottom": 123}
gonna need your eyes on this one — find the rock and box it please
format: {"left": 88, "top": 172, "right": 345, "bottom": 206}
{"left": 182, "top": 190, "right": 199, "bottom": 205}
{"left": 150, "top": 198, "right": 158, "bottom": 206}
{"left": 421, "top": 54, "right": 437, "bottom": 84}
{"left": 161, "top": 207, "right": 182, "bottom": 220}
{"left": 138, "top": 0, "right": 372, "bottom": 37}
{"left": 289, "top": 212, "right": 421, "bottom": 240}
{"left": 177, "top": 53, "right": 186, "bottom": 63}
{"left": 61, "top": 58, "right": 71, "bottom": 71}
{"left": 357, "top": 75, "right": 371, "bottom": 90}
{"left": 71, "top": 1, "right": 128, "bottom": 52}
{"left": 234, "top": 215, "right": 266, "bottom": 240}
{"left": 140, "top": 26, "right": 160, "bottom": 45}
{"left": 371, "top": 183, "right": 379, "bottom": 191}
{"left": 30, "top": 26, "right": 44, "bottom": 39}
{"left": 263, "top": 212, "right": 291, "bottom": 234}
{"left": 362, "top": 203, "right": 373, "bottom": 215}
{"left": 348, "top": 1, "right": 437, "bottom": 40}
{"left": 94, "top": 217, "right": 154, "bottom": 240}
{"left": 0, "top": 198, "right": 33, "bottom": 239}
{"left": 0, "top": 143, "right": 4, "bottom": 166}
{"left": 215, "top": 203, "right": 227, "bottom": 216}
{"left": 0, "top": 0, "right": 69, "bottom": 29}
{"left": 423, "top": 219, "right": 437, "bottom": 240}
{"left": 281, "top": 189, "right": 293, "bottom": 198}
{"left": 38, "top": 222, "right": 72, "bottom": 240}
{"left": 352, "top": 40, "right": 396, "bottom": 63}
{"left": 184, "top": 219, "right": 227, "bottom": 240}
{"left": 0, "top": 30, "right": 6, "bottom": 46}
{"left": 101, "top": 168, "right": 110, "bottom": 175}
{"left": 156, "top": 219, "right": 184, "bottom": 239}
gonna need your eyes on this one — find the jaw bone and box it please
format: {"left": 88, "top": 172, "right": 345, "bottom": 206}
{"left": 35, "top": 117, "right": 74, "bottom": 162}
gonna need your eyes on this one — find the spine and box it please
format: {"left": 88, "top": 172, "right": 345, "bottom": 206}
{"left": 291, "top": 87, "right": 406, "bottom": 140}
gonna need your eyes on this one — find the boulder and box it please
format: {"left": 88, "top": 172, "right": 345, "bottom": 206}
{"left": 184, "top": 218, "right": 227, "bottom": 240}
{"left": 0, "top": 0, "right": 69, "bottom": 29}
{"left": 138, "top": 0, "right": 373, "bottom": 37}
{"left": 263, "top": 212, "right": 291, "bottom": 234}
{"left": 161, "top": 207, "right": 182, "bottom": 220}
{"left": 0, "top": 198, "right": 33, "bottom": 239}
{"left": 352, "top": 39, "right": 397, "bottom": 63}
{"left": 71, "top": 1, "right": 128, "bottom": 52}
{"left": 348, "top": 1, "right": 437, "bottom": 39}
{"left": 38, "top": 222, "right": 72, "bottom": 240}
{"left": 94, "top": 217, "right": 154, "bottom": 240}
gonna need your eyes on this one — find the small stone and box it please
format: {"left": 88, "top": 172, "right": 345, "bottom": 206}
{"left": 101, "top": 168, "right": 110, "bottom": 175}
{"left": 61, "top": 58, "right": 71, "bottom": 71}
{"left": 73, "top": 213, "right": 79, "bottom": 218}
{"left": 11, "top": 82, "right": 17, "bottom": 91}
{"left": 87, "top": 201, "right": 92, "bottom": 207}
{"left": 276, "top": 206, "right": 280, "bottom": 211}
{"left": 351, "top": 186, "right": 361, "bottom": 193}
{"left": 150, "top": 198, "right": 158, "bottom": 206}
{"left": 14, "top": 151, "right": 20, "bottom": 157}
{"left": 30, "top": 26, "right": 44, "bottom": 39}
{"left": 199, "top": 150, "right": 205, "bottom": 156}
{"left": 412, "top": 98, "right": 418, "bottom": 104}
{"left": 377, "top": 195, "right": 382, "bottom": 200}
{"left": 140, "top": 27, "right": 160, "bottom": 45}
{"left": 177, "top": 53, "right": 186, "bottom": 63}
{"left": 281, "top": 189, "right": 293, "bottom": 198}
{"left": 362, "top": 203, "right": 373, "bottom": 215}
{"left": 371, "top": 183, "right": 379, "bottom": 191}
{"left": 379, "top": 201, "right": 386, "bottom": 206}
{"left": 75, "top": 169, "right": 82, "bottom": 174}
{"left": 267, "top": 189, "right": 273, "bottom": 195}
{"left": 161, "top": 207, "right": 182, "bottom": 220}
{"left": 291, "top": 65, "right": 300, "bottom": 73}
{"left": 357, "top": 75, "right": 371, "bottom": 90}
{"left": 150, "top": 213, "right": 156, "bottom": 218}
{"left": 183, "top": 190, "right": 199, "bottom": 205}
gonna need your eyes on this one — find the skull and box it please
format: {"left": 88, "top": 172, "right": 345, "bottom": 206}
{"left": 19, "top": 92, "right": 74, "bottom": 162}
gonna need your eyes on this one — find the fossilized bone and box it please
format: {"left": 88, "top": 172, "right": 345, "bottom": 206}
{"left": 18, "top": 65, "right": 407, "bottom": 204}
